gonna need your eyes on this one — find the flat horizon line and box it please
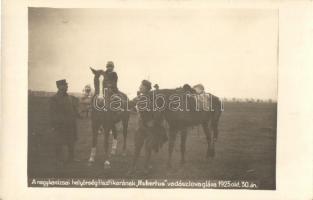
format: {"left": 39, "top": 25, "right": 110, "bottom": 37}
{"left": 28, "top": 89, "right": 277, "bottom": 101}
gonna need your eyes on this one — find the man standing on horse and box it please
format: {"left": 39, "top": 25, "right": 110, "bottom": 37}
{"left": 49, "top": 79, "right": 80, "bottom": 169}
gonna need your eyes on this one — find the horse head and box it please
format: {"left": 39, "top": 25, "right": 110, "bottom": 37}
{"left": 90, "top": 67, "right": 106, "bottom": 100}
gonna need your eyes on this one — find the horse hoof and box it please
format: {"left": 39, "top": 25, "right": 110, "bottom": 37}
{"left": 111, "top": 149, "right": 117, "bottom": 155}
{"left": 104, "top": 161, "right": 111, "bottom": 169}
{"left": 87, "top": 161, "right": 94, "bottom": 167}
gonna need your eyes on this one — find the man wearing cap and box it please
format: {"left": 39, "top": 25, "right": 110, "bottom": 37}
{"left": 138, "top": 80, "right": 152, "bottom": 96}
{"left": 193, "top": 84, "right": 210, "bottom": 111}
{"left": 130, "top": 80, "right": 167, "bottom": 171}
{"left": 153, "top": 84, "right": 159, "bottom": 91}
{"left": 133, "top": 80, "right": 153, "bottom": 125}
{"left": 49, "top": 79, "right": 80, "bottom": 168}
{"left": 103, "top": 61, "right": 118, "bottom": 92}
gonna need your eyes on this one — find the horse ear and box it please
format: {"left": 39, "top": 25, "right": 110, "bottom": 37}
{"left": 89, "top": 67, "right": 97, "bottom": 74}
{"left": 90, "top": 67, "right": 97, "bottom": 75}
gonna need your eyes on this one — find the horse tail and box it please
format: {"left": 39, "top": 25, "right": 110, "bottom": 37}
{"left": 211, "top": 96, "right": 222, "bottom": 140}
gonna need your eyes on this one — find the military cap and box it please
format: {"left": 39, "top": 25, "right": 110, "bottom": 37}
{"left": 193, "top": 84, "right": 205, "bottom": 94}
{"left": 193, "top": 84, "right": 205, "bottom": 91}
{"left": 56, "top": 79, "right": 68, "bottom": 87}
{"left": 106, "top": 61, "right": 114, "bottom": 68}
{"left": 142, "top": 80, "right": 152, "bottom": 91}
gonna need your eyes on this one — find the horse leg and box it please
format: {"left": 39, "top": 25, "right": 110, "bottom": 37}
{"left": 86, "top": 107, "right": 90, "bottom": 118}
{"left": 88, "top": 121, "right": 99, "bottom": 164}
{"left": 212, "top": 121, "right": 219, "bottom": 142}
{"left": 143, "top": 141, "right": 152, "bottom": 174}
{"left": 212, "top": 110, "right": 221, "bottom": 142}
{"left": 121, "top": 116, "right": 129, "bottom": 156}
{"left": 180, "top": 129, "right": 187, "bottom": 166}
{"left": 128, "top": 128, "right": 144, "bottom": 174}
{"left": 103, "top": 126, "right": 111, "bottom": 169}
{"left": 209, "top": 117, "right": 218, "bottom": 156}
{"left": 111, "top": 125, "right": 118, "bottom": 155}
{"left": 167, "top": 128, "right": 177, "bottom": 169}
{"left": 202, "top": 122, "right": 215, "bottom": 158}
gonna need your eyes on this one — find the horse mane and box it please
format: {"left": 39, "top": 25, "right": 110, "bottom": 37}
{"left": 93, "top": 75, "right": 100, "bottom": 95}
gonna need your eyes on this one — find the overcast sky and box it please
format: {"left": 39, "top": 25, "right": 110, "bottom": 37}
{"left": 29, "top": 8, "right": 278, "bottom": 99}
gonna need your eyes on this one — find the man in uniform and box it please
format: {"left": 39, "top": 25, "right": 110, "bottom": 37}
{"left": 102, "top": 61, "right": 118, "bottom": 93}
{"left": 49, "top": 79, "right": 80, "bottom": 168}
{"left": 130, "top": 80, "right": 167, "bottom": 172}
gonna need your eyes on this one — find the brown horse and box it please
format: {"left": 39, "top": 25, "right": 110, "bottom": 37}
{"left": 130, "top": 85, "right": 222, "bottom": 172}
{"left": 88, "top": 68, "right": 130, "bottom": 168}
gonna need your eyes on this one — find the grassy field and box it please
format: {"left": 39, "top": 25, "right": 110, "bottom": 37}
{"left": 28, "top": 95, "right": 277, "bottom": 189}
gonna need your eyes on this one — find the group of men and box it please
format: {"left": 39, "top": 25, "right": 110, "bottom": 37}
{"left": 49, "top": 61, "right": 207, "bottom": 168}
{"left": 49, "top": 61, "right": 154, "bottom": 168}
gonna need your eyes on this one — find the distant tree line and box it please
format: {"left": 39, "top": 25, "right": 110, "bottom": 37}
{"left": 222, "top": 97, "right": 275, "bottom": 103}
{"left": 28, "top": 90, "right": 82, "bottom": 97}
{"left": 28, "top": 89, "right": 276, "bottom": 103}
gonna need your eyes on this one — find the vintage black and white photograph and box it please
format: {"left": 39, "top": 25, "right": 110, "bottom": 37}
{"left": 27, "top": 7, "right": 278, "bottom": 189}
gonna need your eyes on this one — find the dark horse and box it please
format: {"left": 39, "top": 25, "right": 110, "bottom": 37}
{"left": 130, "top": 86, "right": 222, "bottom": 172}
{"left": 88, "top": 68, "right": 130, "bottom": 168}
